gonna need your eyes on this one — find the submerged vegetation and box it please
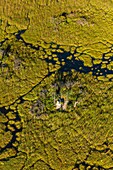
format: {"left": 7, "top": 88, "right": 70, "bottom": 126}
{"left": 1, "top": 0, "right": 113, "bottom": 170}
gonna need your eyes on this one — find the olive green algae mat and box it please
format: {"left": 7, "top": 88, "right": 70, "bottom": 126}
{"left": 1, "top": 0, "right": 113, "bottom": 169}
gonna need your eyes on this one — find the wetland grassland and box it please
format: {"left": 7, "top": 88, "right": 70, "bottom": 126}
{"left": 1, "top": 0, "right": 113, "bottom": 169}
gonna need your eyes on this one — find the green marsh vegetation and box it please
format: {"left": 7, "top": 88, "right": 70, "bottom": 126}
{"left": 1, "top": 0, "right": 113, "bottom": 170}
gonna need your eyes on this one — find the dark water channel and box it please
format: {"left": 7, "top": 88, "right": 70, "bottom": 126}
{"left": 1, "top": 29, "right": 113, "bottom": 80}
{"left": 14, "top": 29, "right": 113, "bottom": 81}
{"left": 0, "top": 106, "right": 22, "bottom": 160}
